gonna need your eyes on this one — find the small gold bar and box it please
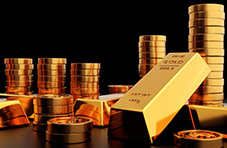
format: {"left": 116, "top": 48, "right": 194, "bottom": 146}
{"left": 108, "top": 52, "right": 211, "bottom": 144}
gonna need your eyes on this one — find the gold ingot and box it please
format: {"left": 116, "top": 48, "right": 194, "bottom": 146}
{"left": 202, "top": 56, "right": 224, "bottom": 64}
{"left": 34, "top": 113, "right": 73, "bottom": 123}
{"left": 188, "top": 34, "right": 224, "bottom": 42}
{"left": 6, "top": 75, "right": 33, "bottom": 81}
{"left": 70, "top": 69, "right": 100, "bottom": 76}
{"left": 78, "top": 104, "right": 101, "bottom": 115}
{"left": 207, "top": 71, "right": 223, "bottom": 78}
{"left": 71, "top": 63, "right": 100, "bottom": 69}
{"left": 6, "top": 81, "right": 33, "bottom": 87}
{"left": 188, "top": 41, "right": 224, "bottom": 49}
{"left": 1, "top": 109, "right": 25, "bottom": 120}
{"left": 195, "top": 85, "right": 223, "bottom": 94}
{"left": 189, "top": 4, "right": 224, "bottom": 14}
{"left": 37, "top": 76, "right": 66, "bottom": 82}
{"left": 189, "top": 26, "right": 225, "bottom": 34}
{"left": 37, "top": 64, "right": 66, "bottom": 70}
{"left": 70, "top": 88, "right": 99, "bottom": 95}
{"left": 75, "top": 109, "right": 101, "bottom": 122}
{"left": 108, "top": 85, "right": 133, "bottom": 94}
{"left": 38, "top": 58, "right": 66, "bottom": 64}
{"left": 4, "top": 58, "right": 33, "bottom": 64}
{"left": 139, "top": 35, "right": 166, "bottom": 42}
{"left": 208, "top": 64, "right": 224, "bottom": 71}
{"left": 189, "top": 19, "right": 225, "bottom": 27}
{"left": 139, "top": 58, "right": 163, "bottom": 64}
{"left": 71, "top": 76, "right": 99, "bottom": 82}
{"left": 189, "top": 49, "right": 225, "bottom": 56}
{"left": 138, "top": 41, "right": 166, "bottom": 47}
{"left": 70, "top": 82, "right": 99, "bottom": 89}
{"left": 37, "top": 81, "right": 65, "bottom": 88}
{"left": 139, "top": 52, "right": 166, "bottom": 58}
{"left": 72, "top": 94, "right": 99, "bottom": 100}
{"left": 2, "top": 116, "right": 30, "bottom": 126}
{"left": 37, "top": 70, "right": 66, "bottom": 76}
{"left": 5, "top": 69, "right": 33, "bottom": 75}
{"left": 139, "top": 47, "right": 166, "bottom": 53}
{"left": 189, "top": 11, "right": 225, "bottom": 19}
{"left": 5, "top": 64, "right": 34, "bottom": 70}
{"left": 0, "top": 102, "right": 21, "bottom": 115}
{"left": 34, "top": 104, "right": 73, "bottom": 114}
{"left": 202, "top": 78, "right": 224, "bottom": 86}
{"left": 38, "top": 87, "right": 66, "bottom": 95}
{"left": 189, "top": 93, "right": 224, "bottom": 101}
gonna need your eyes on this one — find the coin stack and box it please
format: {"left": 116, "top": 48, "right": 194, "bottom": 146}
{"left": 138, "top": 35, "right": 166, "bottom": 77}
{"left": 37, "top": 58, "right": 67, "bottom": 95}
{"left": 108, "top": 85, "right": 133, "bottom": 94}
{"left": 70, "top": 63, "right": 100, "bottom": 101}
{"left": 33, "top": 94, "right": 74, "bottom": 132}
{"left": 4, "top": 58, "right": 34, "bottom": 95}
{"left": 188, "top": 4, "right": 225, "bottom": 107}
{"left": 46, "top": 117, "right": 93, "bottom": 144}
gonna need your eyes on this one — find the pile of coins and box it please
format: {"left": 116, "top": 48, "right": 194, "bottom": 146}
{"left": 188, "top": 4, "right": 225, "bottom": 107}
{"left": 37, "top": 58, "right": 67, "bottom": 95}
{"left": 4, "top": 58, "right": 34, "bottom": 95}
{"left": 46, "top": 117, "right": 93, "bottom": 144}
{"left": 138, "top": 35, "right": 166, "bottom": 77}
{"left": 33, "top": 94, "right": 74, "bottom": 132}
{"left": 70, "top": 63, "right": 100, "bottom": 101}
{"left": 108, "top": 85, "right": 133, "bottom": 94}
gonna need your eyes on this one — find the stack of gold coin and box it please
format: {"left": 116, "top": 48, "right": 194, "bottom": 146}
{"left": 46, "top": 117, "right": 93, "bottom": 144}
{"left": 37, "top": 58, "right": 66, "bottom": 95}
{"left": 33, "top": 94, "right": 74, "bottom": 132}
{"left": 188, "top": 4, "right": 225, "bottom": 107}
{"left": 108, "top": 85, "right": 133, "bottom": 94}
{"left": 138, "top": 35, "right": 166, "bottom": 77}
{"left": 4, "top": 58, "right": 34, "bottom": 95}
{"left": 70, "top": 63, "right": 100, "bottom": 101}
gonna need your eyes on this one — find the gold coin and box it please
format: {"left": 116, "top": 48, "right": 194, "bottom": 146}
{"left": 202, "top": 78, "right": 224, "bottom": 86}
{"left": 138, "top": 64, "right": 157, "bottom": 70}
{"left": 108, "top": 85, "right": 133, "bottom": 93}
{"left": 139, "top": 52, "right": 166, "bottom": 58}
{"left": 207, "top": 71, "right": 223, "bottom": 78}
{"left": 37, "top": 76, "right": 66, "bottom": 82}
{"left": 37, "top": 70, "right": 66, "bottom": 76}
{"left": 189, "top": 26, "right": 225, "bottom": 34}
{"left": 70, "top": 88, "right": 99, "bottom": 95}
{"left": 189, "top": 19, "right": 225, "bottom": 28}
{"left": 71, "top": 63, "right": 100, "bottom": 69}
{"left": 5, "top": 86, "right": 32, "bottom": 93}
{"left": 189, "top": 4, "right": 224, "bottom": 13}
{"left": 6, "top": 75, "right": 33, "bottom": 81}
{"left": 202, "top": 56, "right": 224, "bottom": 64}
{"left": 139, "top": 35, "right": 166, "bottom": 41}
{"left": 5, "top": 64, "right": 34, "bottom": 70}
{"left": 38, "top": 58, "right": 66, "bottom": 64}
{"left": 71, "top": 76, "right": 99, "bottom": 82}
{"left": 37, "top": 81, "right": 65, "bottom": 88}
{"left": 6, "top": 81, "right": 33, "bottom": 87}
{"left": 189, "top": 49, "right": 224, "bottom": 56}
{"left": 70, "top": 82, "right": 99, "bottom": 89}
{"left": 138, "top": 41, "right": 166, "bottom": 47}
{"left": 139, "top": 58, "right": 163, "bottom": 64}
{"left": 38, "top": 87, "right": 66, "bottom": 95}
{"left": 138, "top": 47, "right": 166, "bottom": 53}
{"left": 34, "top": 94, "right": 73, "bottom": 106}
{"left": 34, "top": 113, "right": 73, "bottom": 123}
{"left": 1, "top": 109, "right": 25, "bottom": 121}
{"left": 195, "top": 85, "right": 224, "bottom": 94}
{"left": 190, "top": 93, "right": 224, "bottom": 101}
{"left": 5, "top": 69, "right": 33, "bottom": 75}
{"left": 189, "top": 11, "right": 225, "bottom": 19}
{"left": 188, "top": 41, "right": 224, "bottom": 49}
{"left": 37, "top": 64, "right": 66, "bottom": 70}
{"left": 4, "top": 58, "right": 33, "bottom": 64}
{"left": 34, "top": 104, "right": 73, "bottom": 114}
{"left": 188, "top": 34, "right": 224, "bottom": 42}
{"left": 208, "top": 64, "right": 224, "bottom": 71}
{"left": 70, "top": 69, "right": 100, "bottom": 76}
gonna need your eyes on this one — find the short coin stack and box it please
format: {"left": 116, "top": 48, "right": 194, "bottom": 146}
{"left": 70, "top": 63, "right": 100, "bottom": 101}
{"left": 33, "top": 94, "right": 74, "bottom": 132}
{"left": 188, "top": 4, "right": 225, "bottom": 107}
{"left": 108, "top": 85, "right": 133, "bottom": 94}
{"left": 4, "top": 58, "right": 34, "bottom": 95}
{"left": 37, "top": 58, "right": 67, "bottom": 95}
{"left": 138, "top": 35, "right": 166, "bottom": 77}
{"left": 46, "top": 117, "right": 93, "bottom": 144}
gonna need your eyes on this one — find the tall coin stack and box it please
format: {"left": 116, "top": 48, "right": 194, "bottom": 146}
{"left": 138, "top": 35, "right": 166, "bottom": 77}
{"left": 5, "top": 58, "right": 33, "bottom": 95}
{"left": 37, "top": 58, "right": 67, "bottom": 95}
{"left": 33, "top": 94, "right": 74, "bottom": 132}
{"left": 70, "top": 63, "right": 100, "bottom": 101}
{"left": 188, "top": 4, "right": 225, "bottom": 107}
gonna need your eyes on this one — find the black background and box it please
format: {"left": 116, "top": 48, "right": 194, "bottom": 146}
{"left": 0, "top": 1, "right": 226, "bottom": 99}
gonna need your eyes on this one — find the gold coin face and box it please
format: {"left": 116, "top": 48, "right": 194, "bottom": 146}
{"left": 48, "top": 116, "right": 92, "bottom": 125}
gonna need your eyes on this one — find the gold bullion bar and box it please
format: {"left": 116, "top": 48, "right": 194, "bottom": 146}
{"left": 33, "top": 104, "right": 73, "bottom": 114}
{"left": 70, "top": 69, "right": 100, "bottom": 76}
{"left": 189, "top": 11, "right": 225, "bottom": 19}
{"left": 189, "top": 27, "right": 225, "bottom": 34}
{"left": 195, "top": 85, "right": 224, "bottom": 94}
{"left": 71, "top": 63, "right": 100, "bottom": 70}
{"left": 207, "top": 71, "right": 223, "bottom": 78}
{"left": 37, "top": 70, "right": 66, "bottom": 76}
{"left": 37, "top": 76, "right": 66, "bottom": 82}
{"left": 38, "top": 87, "right": 66, "bottom": 95}
{"left": 188, "top": 42, "right": 224, "bottom": 49}
{"left": 6, "top": 81, "right": 33, "bottom": 87}
{"left": 6, "top": 75, "right": 33, "bottom": 81}
{"left": 138, "top": 47, "right": 166, "bottom": 53}
{"left": 70, "top": 88, "right": 99, "bottom": 95}
{"left": 139, "top": 58, "right": 163, "bottom": 64}
{"left": 189, "top": 19, "right": 225, "bottom": 27}
{"left": 0, "top": 103, "right": 22, "bottom": 115}
{"left": 188, "top": 34, "right": 224, "bottom": 42}
{"left": 75, "top": 109, "right": 101, "bottom": 122}
{"left": 202, "top": 56, "right": 224, "bottom": 64}
{"left": 138, "top": 41, "right": 166, "bottom": 47}
{"left": 38, "top": 58, "right": 67, "bottom": 64}
{"left": 37, "top": 81, "right": 65, "bottom": 88}
{"left": 71, "top": 76, "right": 99, "bottom": 82}
{"left": 37, "top": 64, "right": 66, "bottom": 70}
{"left": 4, "top": 58, "right": 33, "bottom": 64}
{"left": 139, "top": 52, "right": 166, "bottom": 58}
{"left": 202, "top": 78, "right": 224, "bottom": 86}
{"left": 189, "top": 4, "right": 224, "bottom": 14}
{"left": 33, "top": 121, "right": 47, "bottom": 132}
{"left": 1, "top": 109, "right": 25, "bottom": 120}
{"left": 5, "top": 64, "right": 34, "bottom": 69}
{"left": 72, "top": 94, "right": 100, "bottom": 100}
{"left": 5, "top": 69, "right": 33, "bottom": 75}
{"left": 78, "top": 104, "right": 101, "bottom": 115}
{"left": 189, "top": 93, "right": 224, "bottom": 101}
{"left": 139, "top": 35, "right": 166, "bottom": 42}
{"left": 70, "top": 82, "right": 99, "bottom": 89}
{"left": 208, "top": 64, "right": 224, "bottom": 71}
{"left": 47, "top": 117, "right": 93, "bottom": 133}
{"left": 34, "top": 113, "right": 73, "bottom": 123}
{"left": 189, "top": 49, "right": 225, "bottom": 56}
{"left": 2, "top": 116, "right": 29, "bottom": 126}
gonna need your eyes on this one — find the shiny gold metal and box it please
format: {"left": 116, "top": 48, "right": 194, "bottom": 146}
{"left": 173, "top": 130, "right": 223, "bottom": 148}
{"left": 6, "top": 81, "right": 33, "bottom": 87}
{"left": 188, "top": 41, "right": 224, "bottom": 49}
{"left": 4, "top": 58, "right": 33, "bottom": 64}
{"left": 139, "top": 58, "right": 163, "bottom": 64}
{"left": 202, "top": 56, "right": 224, "bottom": 64}
{"left": 37, "top": 64, "right": 66, "bottom": 70}
{"left": 5, "top": 64, "right": 34, "bottom": 69}
{"left": 34, "top": 105, "right": 73, "bottom": 114}
{"left": 5, "top": 69, "right": 33, "bottom": 75}
{"left": 190, "top": 93, "right": 224, "bottom": 101}
{"left": 108, "top": 85, "right": 133, "bottom": 94}
{"left": 138, "top": 64, "right": 157, "bottom": 70}
{"left": 139, "top": 35, "right": 166, "bottom": 41}
{"left": 188, "top": 100, "right": 224, "bottom": 106}
{"left": 38, "top": 87, "right": 66, "bottom": 95}
{"left": 189, "top": 27, "right": 225, "bottom": 34}
{"left": 71, "top": 76, "right": 99, "bottom": 82}
{"left": 38, "top": 58, "right": 67, "bottom": 64}
{"left": 70, "top": 88, "right": 99, "bottom": 95}
{"left": 75, "top": 109, "right": 101, "bottom": 122}
{"left": 139, "top": 52, "right": 166, "bottom": 58}
{"left": 138, "top": 41, "right": 166, "bottom": 47}
{"left": 138, "top": 47, "right": 166, "bottom": 53}
{"left": 188, "top": 34, "right": 224, "bottom": 41}
{"left": 195, "top": 86, "right": 223, "bottom": 94}
{"left": 70, "top": 82, "right": 99, "bottom": 89}
{"left": 189, "top": 49, "right": 225, "bottom": 56}
{"left": 72, "top": 94, "right": 100, "bottom": 100}
{"left": 5, "top": 86, "right": 33, "bottom": 94}
{"left": 70, "top": 69, "right": 100, "bottom": 76}
{"left": 208, "top": 64, "right": 224, "bottom": 71}
{"left": 71, "top": 63, "right": 100, "bottom": 70}
{"left": 34, "top": 113, "right": 73, "bottom": 123}
{"left": 37, "top": 76, "right": 66, "bottom": 82}
{"left": 0, "top": 102, "right": 22, "bottom": 115}
{"left": 34, "top": 94, "right": 73, "bottom": 106}
{"left": 2, "top": 116, "right": 29, "bottom": 126}
{"left": 189, "top": 11, "right": 225, "bottom": 19}
{"left": 37, "top": 70, "right": 66, "bottom": 76}
{"left": 109, "top": 53, "right": 211, "bottom": 144}
{"left": 37, "top": 81, "right": 65, "bottom": 88}
{"left": 33, "top": 121, "right": 47, "bottom": 132}
{"left": 202, "top": 78, "right": 224, "bottom": 86}
{"left": 1, "top": 109, "right": 25, "bottom": 120}
{"left": 189, "top": 4, "right": 224, "bottom": 14}
{"left": 78, "top": 104, "right": 101, "bottom": 114}
{"left": 207, "top": 71, "right": 223, "bottom": 78}
{"left": 189, "top": 19, "right": 225, "bottom": 27}
{"left": 6, "top": 75, "right": 33, "bottom": 81}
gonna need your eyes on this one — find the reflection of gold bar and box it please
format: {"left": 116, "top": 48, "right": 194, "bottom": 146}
{"left": 108, "top": 53, "right": 211, "bottom": 144}
{"left": 74, "top": 94, "right": 123, "bottom": 126}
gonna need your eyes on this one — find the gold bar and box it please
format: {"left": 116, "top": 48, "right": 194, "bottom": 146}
{"left": 108, "top": 52, "right": 211, "bottom": 144}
